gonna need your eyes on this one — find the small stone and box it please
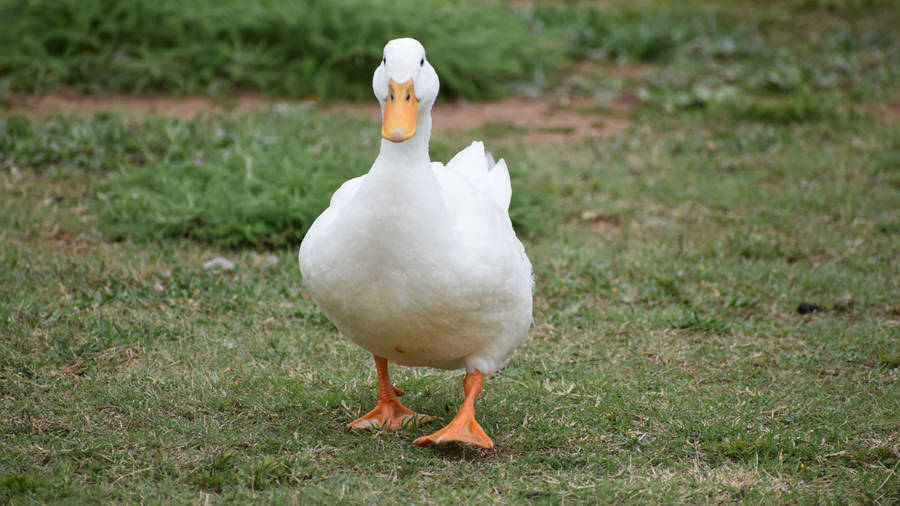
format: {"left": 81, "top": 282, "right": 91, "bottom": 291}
{"left": 153, "top": 282, "right": 165, "bottom": 294}
{"left": 834, "top": 294, "right": 854, "bottom": 311}
{"left": 203, "top": 256, "right": 235, "bottom": 271}
{"left": 10, "top": 166, "right": 23, "bottom": 181}
{"left": 250, "top": 252, "right": 280, "bottom": 268}
{"left": 797, "top": 303, "right": 822, "bottom": 315}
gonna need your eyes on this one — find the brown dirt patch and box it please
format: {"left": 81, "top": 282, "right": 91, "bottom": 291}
{"left": 4, "top": 90, "right": 279, "bottom": 118}
{"left": 576, "top": 209, "right": 622, "bottom": 233}
{"left": 5, "top": 88, "right": 635, "bottom": 142}
{"left": 328, "top": 95, "right": 632, "bottom": 143}
{"left": 870, "top": 101, "right": 900, "bottom": 118}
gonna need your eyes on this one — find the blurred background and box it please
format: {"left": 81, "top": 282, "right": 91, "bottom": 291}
{"left": 2, "top": 0, "right": 897, "bottom": 102}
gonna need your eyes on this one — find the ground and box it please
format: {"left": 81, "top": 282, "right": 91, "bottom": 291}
{"left": 1, "top": 0, "right": 899, "bottom": 503}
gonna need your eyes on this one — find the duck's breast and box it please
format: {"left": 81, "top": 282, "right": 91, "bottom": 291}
{"left": 299, "top": 157, "right": 532, "bottom": 372}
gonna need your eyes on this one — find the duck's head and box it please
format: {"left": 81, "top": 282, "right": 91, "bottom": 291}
{"left": 373, "top": 38, "right": 440, "bottom": 143}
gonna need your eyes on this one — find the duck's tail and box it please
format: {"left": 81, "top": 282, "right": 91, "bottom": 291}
{"left": 446, "top": 141, "right": 512, "bottom": 211}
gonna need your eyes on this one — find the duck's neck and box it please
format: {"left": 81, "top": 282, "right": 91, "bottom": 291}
{"left": 359, "top": 108, "right": 447, "bottom": 237}
{"left": 372, "top": 110, "right": 432, "bottom": 171}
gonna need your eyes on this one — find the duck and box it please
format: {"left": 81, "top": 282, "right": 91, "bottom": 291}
{"left": 298, "top": 38, "right": 533, "bottom": 449}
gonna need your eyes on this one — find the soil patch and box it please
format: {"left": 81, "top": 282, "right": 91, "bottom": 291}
{"left": 4, "top": 90, "right": 278, "bottom": 118}
{"left": 328, "top": 95, "right": 632, "bottom": 142}
{"left": 870, "top": 101, "right": 900, "bottom": 118}
{"left": 5, "top": 89, "right": 634, "bottom": 142}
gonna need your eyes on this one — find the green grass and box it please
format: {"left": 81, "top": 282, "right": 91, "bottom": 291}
{"left": 3, "top": 0, "right": 896, "bottom": 107}
{"left": 530, "top": 2, "right": 753, "bottom": 63}
{"left": 0, "top": 0, "right": 564, "bottom": 100}
{"left": 535, "top": 0, "right": 899, "bottom": 118}
{"left": 2, "top": 0, "right": 900, "bottom": 503}
{"left": 0, "top": 111, "right": 557, "bottom": 246}
{"left": 3, "top": 109, "right": 898, "bottom": 503}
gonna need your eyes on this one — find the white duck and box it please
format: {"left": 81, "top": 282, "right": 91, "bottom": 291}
{"left": 299, "top": 38, "right": 532, "bottom": 448}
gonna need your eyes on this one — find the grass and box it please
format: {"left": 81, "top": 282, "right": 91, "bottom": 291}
{"left": 0, "top": 111, "right": 556, "bottom": 246}
{"left": 2, "top": 0, "right": 900, "bottom": 503}
{"left": 529, "top": 2, "right": 752, "bottom": 63}
{"left": 0, "top": 0, "right": 564, "bottom": 100}
{"left": 6, "top": 0, "right": 895, "bottom": 104}
{"left": 535, "top": 0, "right": 899, "bottom": 119}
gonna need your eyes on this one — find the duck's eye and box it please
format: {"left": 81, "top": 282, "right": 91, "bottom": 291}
{"left": 406, "top": 93, "right": 411, "bottom": 101}
{"left": 420, "top": 57, "right": 424, "bottom": 66}
{"left": 383, "top": 57, "right": 386, "bottom": 65}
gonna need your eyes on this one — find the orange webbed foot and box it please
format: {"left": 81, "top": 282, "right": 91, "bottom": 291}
{"left": 348, "top": 397, "right": 434, "bottom": 430}
{"left": 413, "top": 369, "right": 494, "bottom": 449}
{"left": 348, "top": 355, "right": 434, "bottom": 430}
{"left": 413, "top": 410, "right": 493, "bottom": 448}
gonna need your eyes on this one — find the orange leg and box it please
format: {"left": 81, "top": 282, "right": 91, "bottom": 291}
{"left": 414, "top": 370, "right": 493, "bottom": 449}
{"left": 348, "top": 355, "right": 434, "bottom": 430}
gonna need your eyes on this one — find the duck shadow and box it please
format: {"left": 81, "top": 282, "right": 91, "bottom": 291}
{"left": 423, "top": 443, "right": 496, "bottom": 461}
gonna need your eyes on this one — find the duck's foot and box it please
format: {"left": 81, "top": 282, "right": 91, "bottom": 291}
{"left": 413, "top": 410, "right": 493, "bottom": 448}
{"left": 348, "top": 355, "right": 434, "bottom": 430}
{"left": 348, "top": 398, "right": 434, "bottom": 429}
{"left": 413, "top": 370, "right": 494, "bottom": 449}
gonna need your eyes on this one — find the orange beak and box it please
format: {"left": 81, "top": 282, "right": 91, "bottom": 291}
{"left": 381, "top": 79, "right": 418, "bottom": 142}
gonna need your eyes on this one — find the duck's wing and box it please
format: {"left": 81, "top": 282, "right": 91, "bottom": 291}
{"left": 486, "top": 158, "right": 511, "bottom": 211}
{"left": 439, "top": 141, "right": 511, "bottom": 211}
{"left": 302, "top": 174, "right": 366, "bottom": 244}
{"left": 328, "top": 175, "right": 366, "bottom": 210}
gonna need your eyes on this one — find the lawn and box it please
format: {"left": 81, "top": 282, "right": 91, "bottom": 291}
{"left": 2, "top": 0, "right": 899, "bottom": 503}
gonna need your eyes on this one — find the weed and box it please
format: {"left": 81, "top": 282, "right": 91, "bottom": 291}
{"left": 724, "top": 90, "right": 838, "bottom": 124}
{"left": 0, "top": 473, "right": 44, "bottom": 499}
{"left": 879, "top": 353, "right": 900, "bottom": 369}
{"left": 669, "top": 310, "right": 731, "bottom": 334}
{"left": 188, "top": 451, "right": 241, "bottom": 492}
